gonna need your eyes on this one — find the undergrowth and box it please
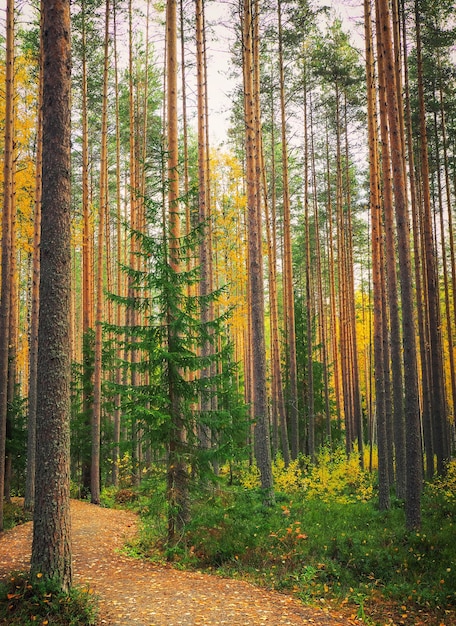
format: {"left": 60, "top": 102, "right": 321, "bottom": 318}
{"left": 2, "top": 501, "right": 32, "bottom": 530}
{"left": 0, "top": 572, "right": 98, "bottom": 625}
{"left": 119, "top": 448, "right": 456, "bottom": 623}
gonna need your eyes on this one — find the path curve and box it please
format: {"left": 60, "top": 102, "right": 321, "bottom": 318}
{"left": 0, "top": 500, "right": 353, "bottom": 625}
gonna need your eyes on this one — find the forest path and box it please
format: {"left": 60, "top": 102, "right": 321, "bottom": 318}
{"left": 0, "top": 499, "right": 354, "bottom": 625}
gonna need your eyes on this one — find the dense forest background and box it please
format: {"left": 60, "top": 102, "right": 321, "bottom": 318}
{"left": 0, "top": 0, "right": 455, "bottom": 586}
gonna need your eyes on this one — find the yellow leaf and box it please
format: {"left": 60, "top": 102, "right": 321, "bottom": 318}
{"left": 36, "top": 573, "right": 43, "bottom": 579}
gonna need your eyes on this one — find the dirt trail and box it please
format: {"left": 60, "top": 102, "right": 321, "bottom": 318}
{"left": 0, "top": 500, "right": 354, "bottom": 625}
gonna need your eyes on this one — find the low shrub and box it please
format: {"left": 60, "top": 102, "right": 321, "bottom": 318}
{"left": 0, "top": 572, "right": 98, "bottom": 626}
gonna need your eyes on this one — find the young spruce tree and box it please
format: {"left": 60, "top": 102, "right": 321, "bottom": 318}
{"left": 107, "top": 188, "right": 249, "bottom": 551}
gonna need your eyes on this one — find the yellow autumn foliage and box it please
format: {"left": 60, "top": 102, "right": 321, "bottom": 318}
{"left": 239, "top": 445, "right": 376, "bottom": 504}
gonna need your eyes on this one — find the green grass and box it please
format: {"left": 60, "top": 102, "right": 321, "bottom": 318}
{"left": 0, "top": 572, "right": 98, "bottom": 625}
{"left": 121, "top": 454, "right": 456, "bottom": 624}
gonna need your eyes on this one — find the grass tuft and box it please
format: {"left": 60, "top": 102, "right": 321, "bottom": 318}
{"left": 0, "top": 572, "right": 98, "bottom": 626}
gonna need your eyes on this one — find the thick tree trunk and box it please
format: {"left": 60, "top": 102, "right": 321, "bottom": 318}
{"left": 31, "top": 0, "right": 73, "bottom": 590}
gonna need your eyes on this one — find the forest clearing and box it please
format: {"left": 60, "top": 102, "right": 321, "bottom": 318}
{"left": 0, "top": 0, "right": 455, "bottom": 623}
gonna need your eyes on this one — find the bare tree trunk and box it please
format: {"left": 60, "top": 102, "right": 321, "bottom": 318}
{"left": 278, "top": 0, "right": 299, "bottom": 459}
{"left": 91, "top": 0, "right": 110, "bottom": 505}
{"left": 31, "top": 0, "right": 73, "bottom": 589}
{"left": 25, "top": 23, "right": 43, "bottom": 511}
{"left": 376, "top": 0, "right": 422, "bottom": 530}
{"left": 242, "top": 0, "right": 273, "bottom": 499}
{"left": 166, "top": 0, "right": 189, "bottom": 544}
{"left": 364, "top": 0, "right": 389, "bottom": 508}
{"left": 414, "top": 3, "right": 448, "bottom": 473}
{"left": 376, "top": 11, "right": 406, "bottom": 496}
{"left": 0, "top": 0, "right": 15, "bottom": 530}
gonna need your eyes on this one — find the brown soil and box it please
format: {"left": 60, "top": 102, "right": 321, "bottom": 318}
{"left": 0, "top": 500, "right": 357, "bottom": 625}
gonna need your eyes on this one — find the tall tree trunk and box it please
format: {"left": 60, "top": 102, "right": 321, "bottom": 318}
{"left": 437, "top": 66, "right": 456, "bottom": 426}
{"left": 81, "top": 0, "right": 93, "bottom": 497}
{"left": 91, "top": 0, "right": 110, "bottom": 505}
{"left": 25, "top": 22, "right": 43, "bottom": 511}
{"left": 196, "top": 0, "right": 212, "bottom": 454}
{"left": 111, "top": 0, "right": 122, "bottom": 487}
{"left": 0, "top": 0, "right": 15, "bottom": 530}
{"left": 364, "top": 0, "right": 389, "bottom": 508}
{"left": 166, "top": 0, "right": 189, "bottom": 544}
{"left": 264, "top": 87, "right": 290, "bottom": 464}
{"left": 309, "top": 100, "right": 332, "bottom": 446}
{"left": 302, "top": 74, "right": 315, "bottom": 460}
{"left": 400, "top": 2, "right": 432, "bottom": 480}
{"left": 375, "top": 10, "right": 406, "bottom": 497}
{"left": 5, "top": 149, "right": 18, "bottom": 503}
{"left": 242, "top": 0, "right": 273, "bottom": 499}
{"left": 31, "top": 0, "right": 73, "bottom": 590}
{"left": 375, "top": 0, "right": 422, "bottom": 530}
{"left": 414, "top": 3, "right": 448, "bottom": 473}
{"left": 278, "top": 0, "right": 299, "bottom": 460}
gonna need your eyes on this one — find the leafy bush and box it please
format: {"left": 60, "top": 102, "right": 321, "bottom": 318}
{"left": 0, "top": 572, "right": 98, "bottom": 625}
{"left": 239, "top": 447, "right": 375, "bottom": 503}
{"left": 3, "top": 501, "right": 32, "bottom": 531}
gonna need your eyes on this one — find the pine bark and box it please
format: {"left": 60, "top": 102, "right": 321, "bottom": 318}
{"left": 166, "top": 0, "right": 189, "bottom": 544}
{"left": 91, "top": 0, "right": 110, "bottom": 505}
{"left": 414, "top": 4, "right": 448, "bottom": 473}
{"left": 25, "top": 29, "right": 43, "bottom": 512}
{"left": 242, "top": 0, "right": 273, "bottom": 499}
{"left": 278, "top": 0, "right": 299, "bottom": 460}
{"left": 0, "top": 0, "right": 15, "bottom": 530}
{"left": 375, "top": 0, "right": 422, "bottom": 529}
{"left": 31, "top": 0, "right": 73, "bottom": 589}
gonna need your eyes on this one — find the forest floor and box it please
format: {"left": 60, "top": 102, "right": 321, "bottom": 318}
{"left": 0, "top": 499, "right": 359, "bottom": 625}
{"left": 0, "top": 499, "right": 454, "bottom": 625}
